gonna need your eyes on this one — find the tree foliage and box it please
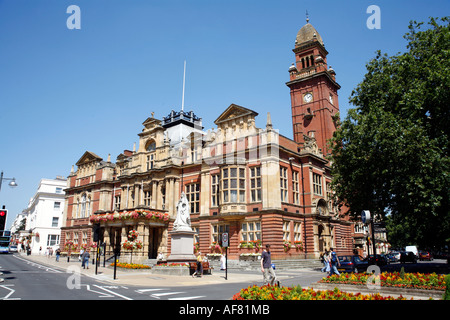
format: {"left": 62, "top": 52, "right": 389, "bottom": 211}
{"left": 329, "top": 17, "right": 449, "bottom": 248}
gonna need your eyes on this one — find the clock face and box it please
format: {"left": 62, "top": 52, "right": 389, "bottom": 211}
{"left": 304, "top": 93, "right": 313, "bottom": 103}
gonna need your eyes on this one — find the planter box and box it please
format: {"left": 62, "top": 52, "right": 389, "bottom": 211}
{"left": 151, "top": 266, "right": 190, "bottom": 276}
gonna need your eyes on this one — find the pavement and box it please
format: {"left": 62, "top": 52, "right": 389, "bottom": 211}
{"left": 16, "top": 252, "right": 270, "bottom": 287}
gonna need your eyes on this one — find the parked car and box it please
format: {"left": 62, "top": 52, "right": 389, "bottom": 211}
{"left": 405, "top": 245, "right": 419, "bottom": 257}
{"left": 400, "top": 251, "right": 417, "bottom": 263}
{"left": 367, "top": 254, "right": 388, "bottom": 266}
{"left": 8, "top": 245, "right": 18, "bottom": 253}
{"left": 337, "top": 255, "right": 369, "bottom": 273}
{"left": 385, "top": 252, "right": 399, "bottom": 263}
{"left": 418, "top": 251, "right": 433, "bottom": 261}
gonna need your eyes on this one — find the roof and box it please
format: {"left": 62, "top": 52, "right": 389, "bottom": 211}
{"left": 296, "top": 22, "right": 324, "bottom": 46}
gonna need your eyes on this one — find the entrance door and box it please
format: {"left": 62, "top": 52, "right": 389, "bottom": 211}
{"left": 148, "top": 227, "right": 160, "bottom": 259}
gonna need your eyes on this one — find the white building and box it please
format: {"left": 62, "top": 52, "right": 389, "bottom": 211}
{"left": 24, "top": 176, "right": 67, "bottom": 254}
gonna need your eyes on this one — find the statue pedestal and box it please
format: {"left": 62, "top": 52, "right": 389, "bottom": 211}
{"left": 167, "top": 230, "right": 197, "bottom": 263}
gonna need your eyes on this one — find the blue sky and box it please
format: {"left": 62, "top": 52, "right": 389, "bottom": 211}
{"left": 0, "top": 0, "right": 448, "bottom": 228}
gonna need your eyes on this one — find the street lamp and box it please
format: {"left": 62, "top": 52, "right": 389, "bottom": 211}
{"left": 0, "top": 171, "right": 18, "bottom": 192}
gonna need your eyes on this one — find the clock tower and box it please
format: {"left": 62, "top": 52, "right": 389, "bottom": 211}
{"left": 286, "top": 18, "right": 340, "bottom": 155}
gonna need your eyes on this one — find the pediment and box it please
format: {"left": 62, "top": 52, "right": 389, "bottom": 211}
{"left": 214, "top": 103, "right": 258, "bottom": 125}
{"left": 142, "top": 116, "right": 162, "bottom": 130}
{"left": 75, "top": 151, "right": 102, "bottom": 166}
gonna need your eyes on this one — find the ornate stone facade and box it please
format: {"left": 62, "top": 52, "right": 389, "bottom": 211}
{"left": 61, "top": 21, "right": 357, "bottom": 263}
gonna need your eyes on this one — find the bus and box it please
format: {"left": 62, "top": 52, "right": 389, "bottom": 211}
{"left": 0, "top": 231, "right": 11, "bottom": 254}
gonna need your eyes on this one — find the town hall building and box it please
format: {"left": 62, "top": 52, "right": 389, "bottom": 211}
{"left": 60, "top": 20, "right": 360, "bottom": 264}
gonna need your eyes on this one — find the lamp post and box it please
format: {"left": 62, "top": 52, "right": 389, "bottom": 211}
{"left": 0, "top": 171, "right": 18, "bottom": 192}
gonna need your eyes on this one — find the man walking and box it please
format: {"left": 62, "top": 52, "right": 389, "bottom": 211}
{"left": 329, "top": 247, "right": 340, "bottom": 276}
{"left": 261, "top": 244, "right": 278, "bottom": 286}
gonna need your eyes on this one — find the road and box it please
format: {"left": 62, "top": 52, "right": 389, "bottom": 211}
{"left": 0, "top": 253, "right": 324, "bottom": 301}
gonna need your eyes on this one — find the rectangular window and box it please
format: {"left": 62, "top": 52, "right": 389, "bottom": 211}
{"left": 211, "top": 174, "right": 219, "bottom": 207}
{"left": 280, "top": 167, "right": 288, "bottom": 202}
{"left": 250, "top": 166, "right": 261, "bottom": 202}
{"left": 52, "top": 217, "right": 59, "bottom": 227}
{"left": 294, "top": 222, "right": 302, "bottom": 242}
{"left": 212, "top": 224, "right": 230, "bottom": 244}
{"left": 144, "top": 190, "right": 152, "bottom": 207}
{"left": 54, "top": 202, "right": 61, "bottom": 209}
{"left": 313, "top": 173, "right": 322, "bottom": 195}
{"left": 222, "top": 167, "right": 245, "bottom": 203}
{"left": 241, "top": 221, "right": 261, "bottom": 242}
{"left": 55, "top": 187, "right": 63, "bottom": 194}
{"left": 114, "top": 195, "right": 121, "bottom": 210}
{"left": 185, "top": 183, "right": 200, "bottom": 213}
{"left": 47, "top": 234, "right": 60, "bottom": 247}
{"left": 283, "top": 221, "right": 291, "bottom": 241}
{"left": 292, "top": 171, "right": 299, "bottom": 205}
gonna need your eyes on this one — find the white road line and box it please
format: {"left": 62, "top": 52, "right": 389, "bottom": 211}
{"left": 13, "top": 256, "right": 63, "bottom": 273}
{"left": 169, "top": 296, "right": 206, "bottom": 300}
{"left": 136, "top": 288, "right": 164, "bottom": 293}
{"left": 0, "top": 284, "right": 20, "bottom": 300}
{"left": 93, "top": 284, "right": 133, "bottom": 300}
{"left": 151, "top": 291, "right": 184, "bottom": 298}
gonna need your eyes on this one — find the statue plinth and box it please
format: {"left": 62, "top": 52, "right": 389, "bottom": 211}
{"left": 167, "top": 192, "right": 196, "bottom": 263}
{"left": 167, "top": 229, "right": 197, "bottom": 263}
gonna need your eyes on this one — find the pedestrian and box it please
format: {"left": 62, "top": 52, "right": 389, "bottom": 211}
{"left": 81, "top": 250, "right": 90, "bottom": 269}
{"left": 261, "top": 244, "right": 278, "bottom": 286}
{"left": 192, "top": 251, "right": 203, "bottom": 278}
{"left": 329, "top": 247, "right": 340, "bottom": 276}
{"left": 55, "top": 248, "right": 61, "bottom": 262}
{"left": 79, "top": 248, "right": 84, "bottom": 261}
{"left": 321, "top": 250, "right": 330, "bottom": 273}
{"left": 220, "top": 253, "right": 226, "bottom": 270}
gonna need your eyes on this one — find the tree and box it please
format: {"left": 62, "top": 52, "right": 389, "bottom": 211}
{"left": 329, "top": 17, "right": 449, "bottom": 249}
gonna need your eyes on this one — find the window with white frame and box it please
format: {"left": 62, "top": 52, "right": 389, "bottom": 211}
{"left": 222, "top": 167, "right": 245, "bottom": 203}
{"left": 185, "top": 183, "right": 200, "bottom": 213}
{"left": 250, "top": 166, "right": 261, "bottom": 202}
{"left": 241, "top": 221, "right": 261, "bottom": 242}
{"left": 211, "top": 174, "right": 219, "bottom": 207}
{"left": 47, "top": 234, "right": 60, "bottom": 247}
{"left": 283, "top": 221, "right": 291, "bottom": 241}
{"left": 212, "top": 223, "right": 229, "bottom": 244}
{"left": 143, "top": 190, "right": 152, "bottom": 207}
{"left": 294, "top": 222, "right": 302, "bottom": 242}
{"left": 52, "top": 217, "right": 59, "bottom": 227}
{"left": 114, "top": 195, "right": 121, "bottom": 210}
{"left": 292, "top": 171, "right": 299, "bottom": 204}
{"left": 280, "top": 167, "right": 288, "bottom": 202}
{"left": 313, "top": 173, "right": 322, "bottom": 195}
{"left": 54, "top": 201, "right": 61, "bottom": 209}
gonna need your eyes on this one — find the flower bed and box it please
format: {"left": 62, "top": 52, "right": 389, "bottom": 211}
{"left": 110, "top": 262, "right": 150, "bottom": 269}
{"left": 156, "top": 262, "right": 189, "bottom": 267}
{"left": 319, "top": 272, "right": 446, "bottom": 291}
{"left": 232, "top": 285, "right": 411, "bottom": 300}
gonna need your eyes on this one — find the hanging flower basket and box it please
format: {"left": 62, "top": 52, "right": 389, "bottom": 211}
{"left": 128, "top": 230, "right": 139, "bottom": 241}
{"left": 89, "top": 210, "right": 169, "bottom": 224}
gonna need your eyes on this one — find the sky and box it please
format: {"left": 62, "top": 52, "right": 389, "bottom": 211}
{"left": 0, "top": 0, "right": 448, "bottom": 229}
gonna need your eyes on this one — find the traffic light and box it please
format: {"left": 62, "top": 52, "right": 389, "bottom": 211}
{"left": 0, "top": 209, "right": 7, "bottom": 231}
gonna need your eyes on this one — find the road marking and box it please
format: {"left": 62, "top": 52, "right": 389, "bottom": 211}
{"left": 151, "top": 291, "right": 185, "bottom": 299}
{"left": 93, "top": 284, "right": 133, "bottom": 300}
{"left": 0, "top": 284, "right": 20, "bottom": 300}
{"left": 136, "top": 288, "right": 164, "bottom": 293}
{"left": 169, "top": 296, "right": 206, "bottom": 300}
{"left": 13, "top": 256, "right": 63, "bottom": 273}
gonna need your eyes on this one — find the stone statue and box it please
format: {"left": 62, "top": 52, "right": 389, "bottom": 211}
{"left": 173, "top": 192, "right": 192, "bottom": 231}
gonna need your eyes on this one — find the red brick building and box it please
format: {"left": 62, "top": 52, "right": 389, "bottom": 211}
{"left": 61, "top": 20, "right": 357, "bottom": 263}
